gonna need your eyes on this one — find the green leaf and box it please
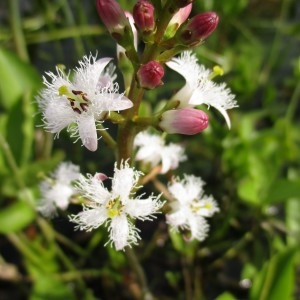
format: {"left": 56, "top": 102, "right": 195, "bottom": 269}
{"left": 250, "top": 247, "right": 297, "bottom": 300}
{"left": 0, "top": 47, "right": 41, "bottom": 110}
{"left": 0, "top": 201, "right": 36, "bottom": 233}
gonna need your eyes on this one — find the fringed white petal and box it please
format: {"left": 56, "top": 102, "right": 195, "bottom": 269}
{"left": 77, "top": 115, "right": 98, "bottom": 151}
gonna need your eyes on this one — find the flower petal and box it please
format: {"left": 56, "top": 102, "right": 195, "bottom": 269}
{"left": 111, "top": 163, "right": 139, "bottom": 201}
{"left": 70, "top": 206, "right": 108, "bottom": 231}
{"left": 110, "top": 215, "right": 129, "bottom": 250}
{"left": 125, "top": 197, "right": 162, "bottom": 220}
{"left": 77, "top": 115, "right": 98, "bottom": 151}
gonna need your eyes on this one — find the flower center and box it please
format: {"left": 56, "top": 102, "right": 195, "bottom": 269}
{"left": 190, "top": 199, "right": 211, "bottom": 214}
{"left": 58, "top": 85, "right": 89, "bottom": 114}
{"left": 106, "top": 197, "right": 124, "bottom": 218}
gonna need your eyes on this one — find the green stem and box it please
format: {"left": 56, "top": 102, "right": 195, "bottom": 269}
{"left": 125, "top": 247, "right": 154, "bottom": 300}
{"left": 9, "top": 0, "right": 29, "bottom": 61}
{"left": 285, "top": 80, "right": 300, "bottom": 123}
{"left": 98, "top": 124, "right": 117, "bottom": 149}
{"left": 116, "top": 78, "right": 145, "bottom": 165}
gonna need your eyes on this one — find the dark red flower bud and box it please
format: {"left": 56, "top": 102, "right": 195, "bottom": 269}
{"left": 96, "top": 0, "right": 129, "bottom": 34}
{"left": 133, "top": 0, "right": 155, "bottom": 33}
{"left": 179, "top": 12, "right": 219, "bottom": 46}
{"left": 136, "top": 61, "right": 164, "bottom": 89}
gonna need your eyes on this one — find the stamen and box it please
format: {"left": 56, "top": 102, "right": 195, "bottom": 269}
{"left": 58, "top": 85, "right": 90, "bottom": 114}
{"left": 106, "top": 197, "right": 124, "bottom": 218}
{"left": 208, "top": 65, "right": 224, "bottom": 80}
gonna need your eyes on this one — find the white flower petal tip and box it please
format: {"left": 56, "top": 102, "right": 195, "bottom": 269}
{"left": 69, "top": 161, "right": 163, "bottom": 250}
{"left": 166, "top": 174, "right": 219, "bottom": 242}
{"left": 166, "top": 51, "right": 238, "bottom": 127}
{"left": 37, "top": 162, "right": 80, "bottom": 218}
{"left": 36, "top": 53, "right": 131, "bottom": 147}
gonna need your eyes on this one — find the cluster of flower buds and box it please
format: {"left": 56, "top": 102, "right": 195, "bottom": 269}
{"left": 94, "top": 0, "right": 228, "bottom": 137}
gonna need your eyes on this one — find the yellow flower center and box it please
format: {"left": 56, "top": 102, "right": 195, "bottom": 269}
{"left": 106, "top": 197, "right": 124, "bottom": 218}
{"left": 190, "top": 199, "right": 211, "bottom": 214}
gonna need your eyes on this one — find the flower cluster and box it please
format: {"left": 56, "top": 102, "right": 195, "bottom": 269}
{"left": 35, "top": 0, "right": 237, "bottom": 251}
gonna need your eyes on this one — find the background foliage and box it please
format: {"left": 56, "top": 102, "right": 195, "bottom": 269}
{"left": 0, "top": 0, "right": 300, "bottom": 299}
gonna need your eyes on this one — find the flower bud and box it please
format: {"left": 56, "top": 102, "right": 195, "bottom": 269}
{"left": 136, "top": 61, "right": 164, "bottom": 89}
{"left": 178, "top": 12, "right": 219, "bottom": 46}
{"left": 159, "top": 108, "right": 208, "bottom": 135}
{"left": 165, "top": 3, "right": 192, "bottom": 39}
{"left": 133, "top": 0, "right": 155, "bottom": 33}
{"left": 96, "top": 0, "right": 134, "bottom": 48}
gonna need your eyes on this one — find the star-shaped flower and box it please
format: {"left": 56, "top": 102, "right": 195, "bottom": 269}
{"left": 134, "top": 131, "right": 186, "bottom": 174}
{"left": 166, "top": 51, "right": 237, "bottom": 128}
{"left": 69, "top": 161, "right": 164, "bottom": 251}
{"left": 37, "top": 162, "right": 80, "bottom": 218}
{"left": 36, "top": 54, "right": 133, "bottom": 151}
{"left": 166, "top": 174, "right": 219, "bottom": 241}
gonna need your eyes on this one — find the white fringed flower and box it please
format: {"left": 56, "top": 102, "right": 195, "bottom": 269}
{"left": 166, "top": 51, "right": 237, "bottom": 128}
{"left": 69, "top": 161, "right": 164, "bottom": 251}
{"left": 36, "top": 54, "right": 133, "bottom": 151}
{"left": 37, "top": 162, "right": 80, "bottom": 218}
{"left": 134, "top": 131, "right": 186, "bottom": 174}
{"left": 166, "top": 174, "right": 219, "bottom": 241}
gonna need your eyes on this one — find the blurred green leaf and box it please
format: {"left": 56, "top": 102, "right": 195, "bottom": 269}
{"left": 0, "top": 47, "right": 41, "bottom": 110}
{"left": 30, "top": 276, "right": 76, "bottom": 300}
{"left": 215, "top": 292, "right": 237, "bottom": 300}
{"left": 1, "top": 151, "right": 64, "bottom": 197}
{"left": 264, "top": 179, "right": 300, "bottom": 204}
{"left": 250, "top": 246, "right": 297, "bottom": 300}
{"left": 0, "top": 201, "right": 35, "bottom": 233}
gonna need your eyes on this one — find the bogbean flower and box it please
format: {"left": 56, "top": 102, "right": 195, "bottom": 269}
{"left": 36, "top": 54, "right": 133, "bottom": 151}
{"left": 37, "top": 162, "right": 80, "bottom": 218}
{"left": 166, "top": 51, "right": 237, "bottom": 128}
{"left": 166, "top": 174, "right": 219, "bottom": 241}
{"left": 134, "top": 131, "right": 186, "bottom": 174}
{"left": 69, "top": 161, "right": 164, "bottom": 251}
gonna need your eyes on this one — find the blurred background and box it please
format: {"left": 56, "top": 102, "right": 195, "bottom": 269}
{"left": 0, "top": 0, "right": 300, "bottom": 299}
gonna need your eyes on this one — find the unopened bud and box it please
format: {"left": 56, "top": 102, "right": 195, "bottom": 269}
{"left": 165, "top": 3, "right": 192, "bottom": 39}
{"left": 133, "top": 0, "right": 155, "bottom": 33}
{"left": 159, "top": 108, "right": 208, "bottom": 135}
{"left": 96, "top": 0, "right": 134, "bottom": 47}
{"left": 136, "top": 61, "right": 164, "bottom": 89}
{"left": 179, "top": 12, "right": 219, "bottom": 46}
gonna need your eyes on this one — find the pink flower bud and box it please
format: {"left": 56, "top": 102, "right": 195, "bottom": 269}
{"left": 179, "top": 12, "right": 219, "bottom": 46}
{"left": 165, "top": 3, "right": 192, "bottom": 38}
{"left": 159, "top": 108, "right": 208, "bottom": 135}
{"left": 96, "top": 0, "right": 129, "bottom": 34}
{"left": 133, "top": 0, "right": 155, "bottom": 33}
{"left": 136, "top": 61, "right": 164, "bottom": 89}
